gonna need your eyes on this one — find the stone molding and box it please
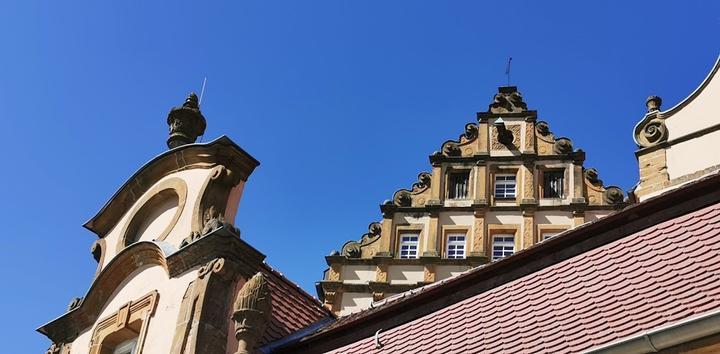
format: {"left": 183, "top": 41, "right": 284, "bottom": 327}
{"left": 117, "top": 177, "right": 188, "bottom": 250}
{"left": 84, "top": 136, "right": 259, "bottom": 238}
{"left": 88, "top": 291, "right": 159, "bottom": 354}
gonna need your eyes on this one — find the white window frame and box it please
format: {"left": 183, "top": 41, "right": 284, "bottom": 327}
{"left": 542, "top": 232, "right": 560, "bottom": 241}
{"left": 492, "top": 234, "right": 515, "bottom": 261}
{"left": 113, "top": 338, "right": 138, "bottom": 354}
{"left": 494, "top": 174, "right": 517, "bottom": 199}
{"left": 398, "top": 234, "right": 419, "bottom": 259}
{"left": 446, "top": 233, "right": 466, "bottom": 259}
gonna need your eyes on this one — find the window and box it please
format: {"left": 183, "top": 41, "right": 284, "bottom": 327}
{"left": 543, "top": 170, "right": 564, "bottom": 198}
{"left": 542, "top": 232, "right": 560, "bottom": 241}
{"left": 113, "top": 338, "right": 138, "bottom": 354}
{"left": 398, "top": 234, "right": 419, "bottom": 259}
{"left": 446, "top": 234, "right": 466, "bottom": 259}
{"left": 492, "top": 235, "right": 515, "bottom": 261}
{"left": 448, "top": 171, "right": 470, "bottom": 199}
{"left": 494, "top": 174, "right": 516, "bottom": 199}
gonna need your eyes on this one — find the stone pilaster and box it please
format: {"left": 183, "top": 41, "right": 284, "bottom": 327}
{"left": 636, "top": 149, "right": 670, "bottom": 199}
{"left": 470, "top": 210, "right": 486, "bottom": 257}
{"left": 521, "top": 163, "right": 536, "bottom": 204}
{"left": 376, "top": 217, "right": 394, "bottom": 256}
{"left": 423, "top": 211, "right": 440, "bottom": 257}
{"left": 524, "top": 121, "right": 535, "bottom": 153}
{"left": 474, "top": 164, "right": 487, "bottom": 203}
{"left": 573, "top": 210, "right": 585, "bottom": 227}
{"left": 522, "top": 211, "right": 534, "bottom": 249}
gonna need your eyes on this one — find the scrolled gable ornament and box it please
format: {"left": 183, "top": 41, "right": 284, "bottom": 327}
{"left": 634, "top": 95, "right": 669, "bottom": 148}
{"left": 604, "top": 186, "right": 625, "bottom": 205}
{"left": 553, "top": 137, "right": 573, "bottom": 154}
{"left": 232, "top": 272, "right": 272, "bottom": 354}
{"left": 340, "top": 222, "right": 383, "bottom": 258}
{"left": 489, "top": 87, "right": 528, "bottom": 114}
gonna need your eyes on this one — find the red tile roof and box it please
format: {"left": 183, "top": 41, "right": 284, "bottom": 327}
{"left": 325, "top": 201, "right": 720, "bottom": 353}
{"left": 259, "top": 263, "right": 334, "bottom": 345}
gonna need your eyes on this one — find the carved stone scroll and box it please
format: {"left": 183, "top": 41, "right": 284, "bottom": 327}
{"left": 233, "top": 273, "right": 273, "bottom": 354}
{"left": 340, "top": 222, "right": 383, "bottom": 258}
{"left": 489, "top": 87, "right": 528, "bottom": 113}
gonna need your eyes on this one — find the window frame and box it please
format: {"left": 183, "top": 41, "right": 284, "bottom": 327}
{"left": 491, "top": 234, "right": 515, "bottom": 261}
{"left": 447, "top": 170, "right": 471, "bottom": 200}
{"left": 537, "top": 225, "right": 571, "bottom": 243}
{"left": 113, "top": 338, "right": 139, "bottom": 354}
{"left": 493, "top": 173, "right": 517, "bottom": 199}
{"left": 445, "top": 233, "right": 467, "bottom": 259}
{"left": 541, "top": 169, "right": 565, "bottom": 199}
{"left": 397, "top": 233, "right": 420, "bottom": 259}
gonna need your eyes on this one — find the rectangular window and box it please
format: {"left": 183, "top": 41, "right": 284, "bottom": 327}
{"left": 543, "top": 170, "right": 564, "bottom": 198}
{"left": 446, "top": 234, "right": 466, "bottom": 259}
{"left": 492, "top": 234, "right": 515, "bottom": 261}
{"left": 398, "top": 234, "right": 419, "bottom": 259}
{"left": 542, "top": 232, "right": 560, "bottom": 241}
{"left": 448, "top": 171, "right": 470, "bottom": 199}
{"left": 494, "top": 174, "right": 516, "bottom": 199}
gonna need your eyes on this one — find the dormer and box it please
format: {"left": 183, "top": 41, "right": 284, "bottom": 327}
{"left": 84, "top": 94, "right": 259, "bottom": 275}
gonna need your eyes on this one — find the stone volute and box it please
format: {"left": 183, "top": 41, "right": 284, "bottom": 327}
{"left": 166, "top": 92, "right": 207, "bottom": 149}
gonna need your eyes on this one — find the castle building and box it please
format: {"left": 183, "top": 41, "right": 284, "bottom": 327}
{"left": 319, "top": 86, "right": 626, "bottom": 316}
{"left": 37, "top": 54, "right": 720, "bottom": 354}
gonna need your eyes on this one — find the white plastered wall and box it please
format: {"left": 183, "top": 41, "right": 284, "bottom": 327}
{"left": 70, "top": 265, "right": 198, "bottom": 354}
{"left": 341, "top": 265, "right": 376, "bottom": 284}
{"left": 436, "top": 265, "right": 470, "bottom": 280}
{"left": 388, "top": 265, "right": 424, "bottom": 285}
{"left": 664, "top": 63, "right": 720, "bottom": 141}
{"left": 666, "top": 130, "right": 720, "bottom": 180}
{"left": 339, "top": 293, "right": 374, "bottom": 316}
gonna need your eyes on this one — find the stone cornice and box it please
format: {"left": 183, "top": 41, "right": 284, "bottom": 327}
{"left": 84, "top": 136, "right": 260, "bottom": 238}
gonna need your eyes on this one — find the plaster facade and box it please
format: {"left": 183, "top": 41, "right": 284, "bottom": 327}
{"left": 633, "top": 55, "right": 720, "bottom": 201}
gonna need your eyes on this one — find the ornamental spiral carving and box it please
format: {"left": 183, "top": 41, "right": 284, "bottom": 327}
{"left": 536, "top": 121, "right": 550, "bottom": 136}
{"left": 584, "top": 168, "right": 601, "bottom": 185}
{"left": 394, "top": 190, "right": 412, "bottom": 207}
{"left": 412, "top": 172, "right": 432, "bottom": 190}
{"left": 341, "top": 222, "right": 383, "bottom": 258}
{"left": 604, "top": 187, "right": 625, "bottom": 204}
{"left": 643, "top": 119, "right": 667, "bottom": 145}
{"left": 553, "top": 138, "right": 573, "bottom": 154}
{"left": 464, "top": 123, "right": 479, "bottom": 140}
{"left": 443, "top": 142, "right": 461, "bottom": 156}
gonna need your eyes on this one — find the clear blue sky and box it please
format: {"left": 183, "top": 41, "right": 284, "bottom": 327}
{"left": 1, "top": 1, "right": 717, "bottom": 351}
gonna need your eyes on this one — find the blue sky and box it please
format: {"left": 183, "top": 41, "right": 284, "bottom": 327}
{"left": 1, "top": 1, "right": 718, "bottom": 351}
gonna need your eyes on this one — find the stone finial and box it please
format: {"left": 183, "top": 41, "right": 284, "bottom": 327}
{"left": 166, "top": 92, "right": 207, "bottom": 149}
{"left": 232, "top": 272, "right": 272, "bottom": 354}
{"left": 646, "top": 95, "right": 662, "bottom": 112}
{"left": 489, "top": 86, "right": 528, "bottom": 114}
